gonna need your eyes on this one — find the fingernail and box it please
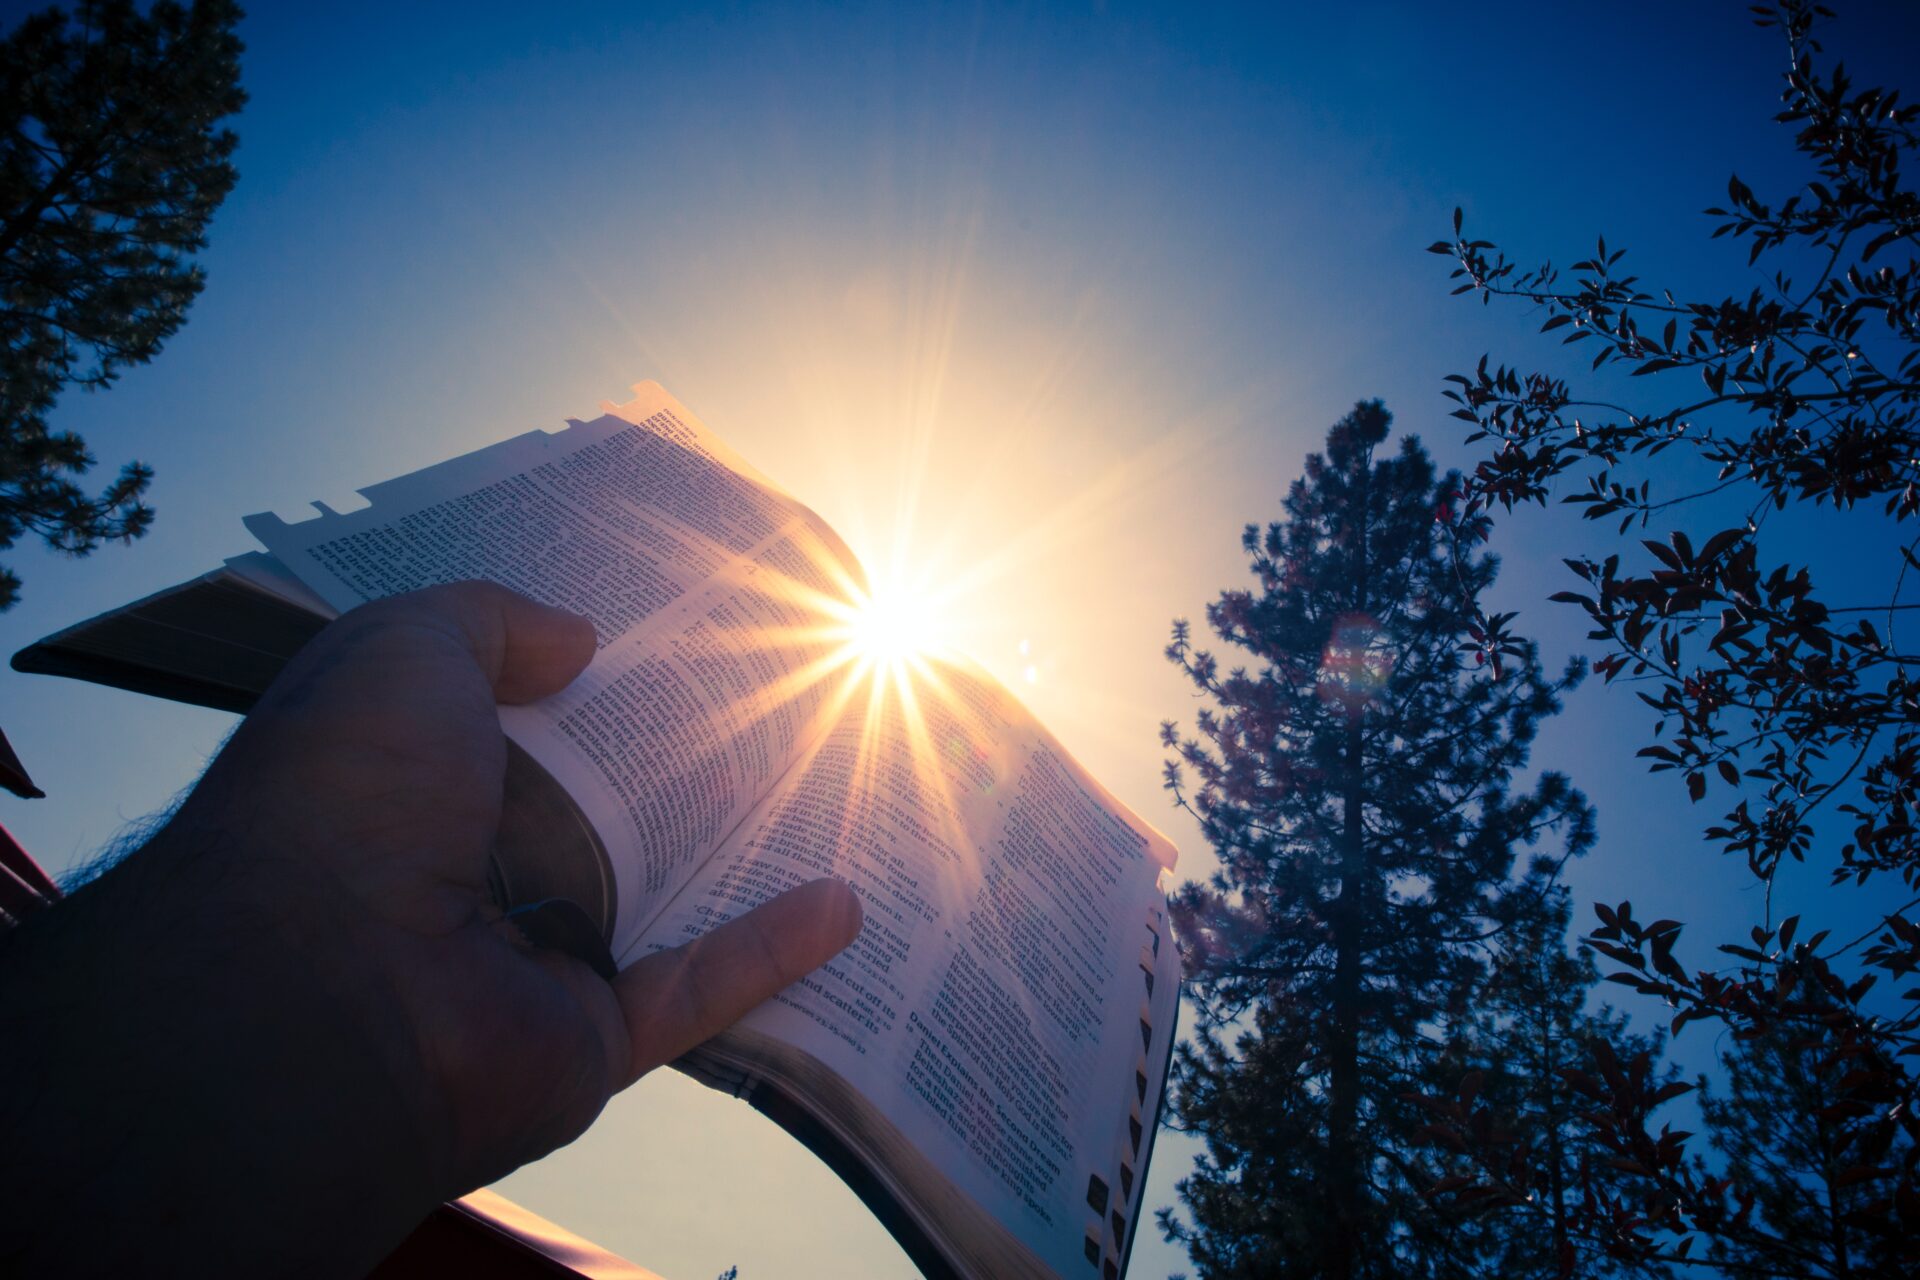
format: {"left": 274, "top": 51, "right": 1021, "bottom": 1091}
{"left": 812, "top": 878, "right": 861, "bottom": 945}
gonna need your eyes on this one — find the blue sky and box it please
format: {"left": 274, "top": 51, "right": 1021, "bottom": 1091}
{"left": 6, "top": 2, "right": 1918, "bottom": 1276}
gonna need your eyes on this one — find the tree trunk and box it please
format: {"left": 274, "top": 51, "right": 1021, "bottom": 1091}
{"left": 1326, "top": 460, "right": 1373, "bottom": 1280}
{"left": 1326, "top": 705, "right": 1366, "bottom": 1280}
{"left": 1822, "top": 1138, "right": 1851, "bottom": 1278}
{"left": 1545, "top": 1018, "right": 1568, "bottom": 1276}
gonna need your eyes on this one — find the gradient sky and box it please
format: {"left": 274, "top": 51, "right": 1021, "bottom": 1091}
{"left": 7, "top": 2, "right": 1919, "bottom": 1277}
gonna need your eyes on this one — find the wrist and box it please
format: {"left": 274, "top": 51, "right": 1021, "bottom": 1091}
{"left": 0, "top": 820, "right": 445, "bottom": 1276}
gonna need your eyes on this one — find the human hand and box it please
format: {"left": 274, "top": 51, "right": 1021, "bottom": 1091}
{"left": 0, "top": 581, "right": 860, "bottom": 1277}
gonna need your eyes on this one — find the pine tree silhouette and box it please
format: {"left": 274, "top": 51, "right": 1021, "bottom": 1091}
{"left": 0, "top": 1, "right": 245, "bottom": 608}
{"left": 1159, "top": 402, "right": 1599, "bottom": 1278}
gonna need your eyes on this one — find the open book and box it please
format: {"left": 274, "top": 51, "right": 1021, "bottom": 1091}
{"left": 14, "top": 383, "right": 1181, "bottom": 1280}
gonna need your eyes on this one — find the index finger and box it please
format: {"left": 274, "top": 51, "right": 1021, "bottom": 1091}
{"left": 612, "top": 878, "right": 863, "bottom": 1083}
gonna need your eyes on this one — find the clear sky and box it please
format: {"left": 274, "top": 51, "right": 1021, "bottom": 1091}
{"left": 6, "top": 2, "right": 1918, "bottom": 1277}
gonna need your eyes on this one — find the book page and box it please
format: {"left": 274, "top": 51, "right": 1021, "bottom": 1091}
{"left": 245, "top": 383, "right": 867, "bottom": 951}
{"left": 632, "top": 659, "right": 1180, "bottom": 1277}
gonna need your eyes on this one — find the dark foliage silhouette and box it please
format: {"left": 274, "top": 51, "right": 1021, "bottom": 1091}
{"left": 1427, "top": 2, "right": 1919, "bottom": 1272}
{"left": 0, "top": 0, "right": 244, "bottom": 609}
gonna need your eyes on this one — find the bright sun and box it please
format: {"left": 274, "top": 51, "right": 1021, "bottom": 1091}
{"left": 850, "top": 591, "right": 933, "bottom": 661}
{"left": 839, "top": 574, "right": 953, "bottom": 679}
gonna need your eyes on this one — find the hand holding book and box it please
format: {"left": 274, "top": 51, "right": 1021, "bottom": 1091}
{"left": 0, "top": 580, "right": 860, "bottom": 1276}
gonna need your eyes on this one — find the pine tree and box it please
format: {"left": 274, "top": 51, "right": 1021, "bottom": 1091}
{"left": 1158, "top": 401, "right": 1596, "bottom": 1279}
{"left": 1697, "top": 994, "right": 1900, "bottom": 1279}
{"left": 0, "top": 0, "right": 246, "bottom": 609}
{"left": 1421, "top": 879, "right": 1670, "bottom": 1280}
